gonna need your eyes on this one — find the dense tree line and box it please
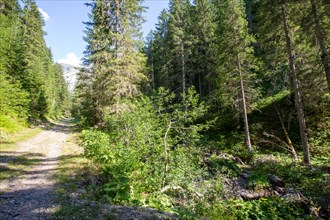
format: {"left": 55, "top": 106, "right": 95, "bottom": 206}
{"left": 73, "top": 0, "right": 146, "bottom": 125}
{"left": 75, "top": 0, "right": 329, "bottom": 163}
{"left": 0, "top": 0, "right": 69, "bottom": 132}
{"left": 74, "top": 0, "right": 329, "bottom": 217}
{"left": 144, "top": 0, "right": 329, "bottom": 164}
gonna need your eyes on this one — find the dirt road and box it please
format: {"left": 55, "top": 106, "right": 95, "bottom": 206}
{"left": 0, "top": 121, "right": 71, "bottom": 220}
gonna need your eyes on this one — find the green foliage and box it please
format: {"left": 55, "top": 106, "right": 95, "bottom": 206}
{"left": 192, "top": 197, "right": 311, "bottom": 220}
{"left": 80, "top": 87, "right": 208, "bottom": 208}
{"left": 252, "top": 154, "right": 329, "bottom": 195}
{"left": 77, "top": 0, "right": 330, "bottom": 217}
{"left": 0, "top": 0, "right": 69, "bottom": 129}
{"left": 0, "top": 115, "right": 24, "bottom": 134}
{"left": 81, "top": 0, "right": 146, "bottom": 125}
{"left": 207, "top": 154, "right": 241, "bottom": 178}
{"left": 0, "top": 74, "right": 29, "bottom": 134}
{"left": 247, "top": 172, "right": 270, "bottom": 190}
{"left": 0, "top": 74, "right": 29, "bottom": 118}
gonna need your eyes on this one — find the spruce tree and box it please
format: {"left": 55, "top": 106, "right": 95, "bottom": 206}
{"left": 152, "top": 9, "right": 171, "bottom": 89}
{"left": 21, "top": 0, "right": 50, "bottom": 118}
{"left": 213, "top": 0, "right": 256, "bottom": 158}
{"left": 255, "top": 0, "right": 311, "bottom": 164}
{"left": 190, "top": 0, "right": 217, "bottom": 97}
{"left": 168, "top": 0, "right": 193, "bottom": 97}
{"left": 310, "top": 0, "right": 330, "bottom": 91}
{"left": 83, "top": 0, "right": 146, "bottom": 124}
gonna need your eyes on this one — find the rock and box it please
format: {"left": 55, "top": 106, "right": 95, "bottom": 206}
{"left": 267, "top": 174, "right": 285, "bottom": 187}
{"left": 281, "top": 189, "right": 306, "bottom": 203}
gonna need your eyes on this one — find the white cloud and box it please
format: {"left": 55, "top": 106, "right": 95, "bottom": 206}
{"left": 57, "top": 53, "right": 81, "bottom": 67}
{"left": 38, "top": 8, "right": 50, "bottom": 21}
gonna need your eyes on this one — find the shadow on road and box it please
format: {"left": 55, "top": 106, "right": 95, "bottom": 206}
{"left": 0, "top": 118, "right": 76, "bottom": 219}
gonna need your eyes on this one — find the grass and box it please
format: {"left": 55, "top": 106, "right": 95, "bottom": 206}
{"left": 0, "top": 127, "right": 43, "bottom": 151}
{"left": 53, "top": 132, "right": 103, "bottom": 219}
{"left": 0, "top": 127, "right": 43, "bottom": 182}
{"left": 0, "top": 153, "right": 44, "bottom": 182}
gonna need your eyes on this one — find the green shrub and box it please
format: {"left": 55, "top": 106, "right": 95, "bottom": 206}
{"left": 193, "top": 198, "right": 311, "bottom": 220}
{"left": 0, "top": 114, "right": 25, "bottom": 134}
{"left": 80, "top": 87, "right": 209, "bottom": 208}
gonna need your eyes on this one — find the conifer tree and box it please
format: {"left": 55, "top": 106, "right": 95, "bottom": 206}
{"left": 145, "top": 31, "right": 156, "bottom": 90}
{"left": 190, "top": 0, "right": 217, "bottom": 97}
{"left": 213, "top": 0, "right": 256, "bottom": 158}
{"left": 255, "top": 0, "right": 311, "bottom": 164}
{"left": 310, "top": 0, "right": 330, "bottom": 91}
{"left": 152, "top": 9, "right": 171, "bottom": 89}
{"left": 168, "top": 0, "right": 193, "bottom": 97}
{"left": 83, "top": 0, "right": 146, "bottom": 124}
{"left": 21, "top": 0, "right": 50, "bottom": 118}
{"left": 0, "top": 0, "right": 23, "bottom": 80}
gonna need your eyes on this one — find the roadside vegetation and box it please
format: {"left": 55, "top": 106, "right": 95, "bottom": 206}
{"left": 0, "top": 127, "right": 43, "bottom": 182}
{"left": 1, "top": 0, "right": 329, "bottom": 219}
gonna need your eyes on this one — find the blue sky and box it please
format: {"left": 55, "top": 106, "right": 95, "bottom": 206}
{"left": 35, "top": 0, "right": 169, "bottom": 66}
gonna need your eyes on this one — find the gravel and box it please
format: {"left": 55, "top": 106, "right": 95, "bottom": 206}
{"left": 0, "top": 124, "right": 69, "bottom": 220}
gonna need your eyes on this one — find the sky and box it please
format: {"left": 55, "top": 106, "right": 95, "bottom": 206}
{"left": 35, "top": 0, "right": 169, "bottom": 66}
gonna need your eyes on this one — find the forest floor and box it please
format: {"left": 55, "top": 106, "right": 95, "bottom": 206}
{"left": 0, "top": 120, "right": 176, "bottom": 220}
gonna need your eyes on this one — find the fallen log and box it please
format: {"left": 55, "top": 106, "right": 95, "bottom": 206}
{"left": 239, "top": 189, "right": 273, "bottom": 200}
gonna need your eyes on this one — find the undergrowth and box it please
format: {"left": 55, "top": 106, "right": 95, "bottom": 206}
{"left": 77, "top": 88, "right": 330, "bottom": 219}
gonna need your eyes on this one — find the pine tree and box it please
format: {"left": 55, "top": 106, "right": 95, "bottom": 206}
{"left": 190, "top": 0, "right": 217, "bottom": 97}
{"left": 83, "top": 0, "right": 113, "bottom": 124}
{"left": 168, "top": 0, "right": 193, "bottom": 97}
{"left": 21, "top": 0, "right": 50, "bottom": 118}
{"left": 213, "top": 0, "right": 256, "bottom": 158}
{"left": 281, "top": 2, "right": 310, "bottom": 164}
{"left": 255, "top": 0, "right": 311, "bottom": 164}
{"left": 310, "top": 0, "right": 330, "bottom": 91}
{"left": 0, "top": 0, "right": 23, "bottom": 80}
{"left": 152, "top": 9, "right": 171, "bottom": 89}
{"left": 83, "top": 0, "right": 146, "bottom": 124}
{"left": 145, "top": 30, "right": 156, "bottom": 90}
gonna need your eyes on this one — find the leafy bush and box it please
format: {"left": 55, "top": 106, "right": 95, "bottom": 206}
{"left": 192, "top": 197, "right": 311, "bottom": 220}
{"left": 0, "top": 114, "right": 25, "bottom": 135}
{"left": 80, "top": 87, "right": 209, "bottom": 208}
{"left": 0, "top": 74, "right": 29, "bottom": 134}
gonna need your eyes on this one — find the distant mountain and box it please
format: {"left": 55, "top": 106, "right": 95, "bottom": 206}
{"left": 59, "top": 63, "right": 80, "bottom": 92}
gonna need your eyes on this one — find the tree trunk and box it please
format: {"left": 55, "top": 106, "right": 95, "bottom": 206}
{"left": 115, "top": 0, "right": 120, "bottom": 58}
{"left": 311, "top": 0, "right": 330, "bottom": 92}
{"left": 151, "top": 37, "right": 155, "bottom": 90}
{"left": 162, "top": 120, "right": 173, "bottom": 187}
{"left": 198, "top": 71, "right": 202, "bottom": 97}
{"left": 237, "top": 53, "right": 253, "bottom": 159}
{"left": 181, "top": 41, "right": 186, "bottom": 96}
{"left": 151, "top": 56, "right": 155, "bottom": 90}
{"left": 274, "top": 102, "right": 298, "bottom": 160}
{"left": 281, "top": 4, "right": 310, "bottom": 165}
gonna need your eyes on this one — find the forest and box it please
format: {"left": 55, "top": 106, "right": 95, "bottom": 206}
{"left": 0, "top": 0, "right": 69, "bottom": 133}
{"left": 1, "top": 0, "right": 329, "bottom": 219}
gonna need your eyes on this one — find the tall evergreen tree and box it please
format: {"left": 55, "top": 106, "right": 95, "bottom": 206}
{"left": 191, "top": 0, "right": 217, "bottom": 97}
{"left": 254, "top": 0, "right": 312, "bottom": 164}
{"left": 310, "top": 0, "right": 330, "bottom": 91}
{"left": 152, "top": 9, "right": 171, "bottom": 89}
{"left": 21, "top": 0, "right": 50, "bottom": 118}
{"left": 83, "top": 0, "right": 146, "bottom": 125}
{"left": 168, "top": 0, "right": 193, "bottom": 97}
{"left": 213, "top": 0, "right": 256, "bottom": 158}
